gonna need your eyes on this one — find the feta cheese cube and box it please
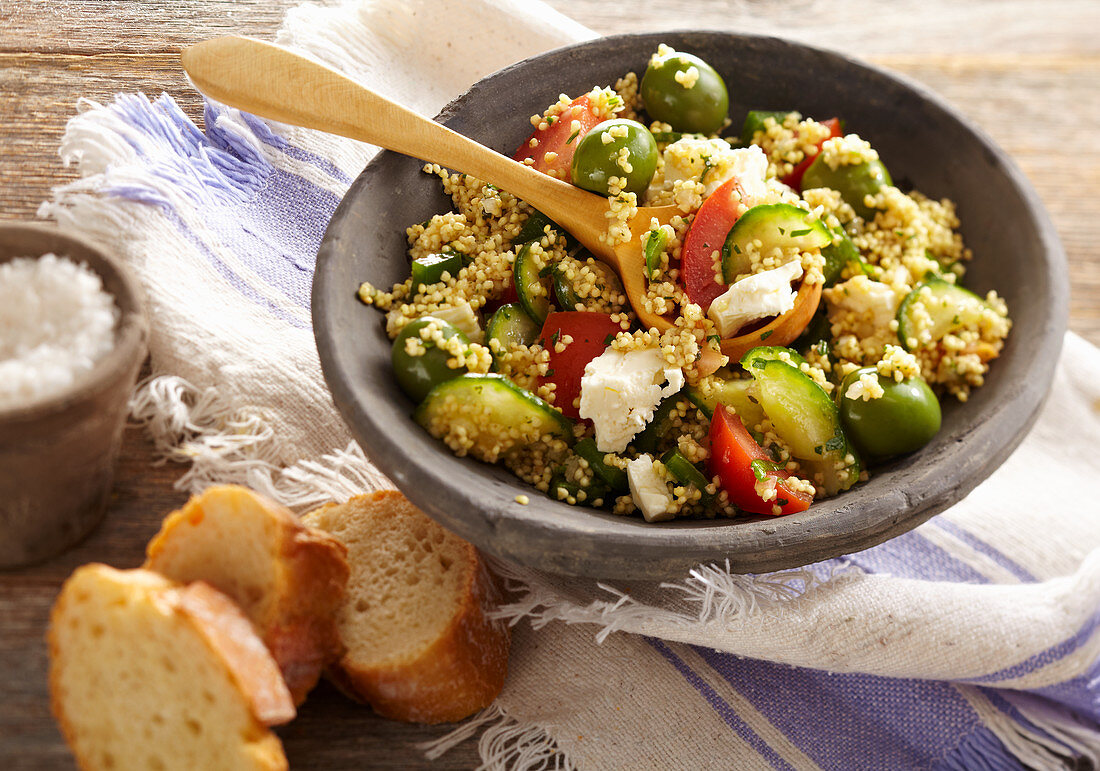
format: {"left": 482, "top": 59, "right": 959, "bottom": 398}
{"left": 659, "top": 139, "right": 769, "bottom": 201}
{"left": 578, "top": 347, "right": 684, "bottom": 453}
{"left": 824, "top": 276, "right": 898, "bottom": 331}
{"left": 707, "top": 260, "right": 804, "bottom": 338}
{"left": 627, "top": 454, "right": 675, "bottom": 522}
{"left": 430, "top": 301, "right": 483, "bottom": 343}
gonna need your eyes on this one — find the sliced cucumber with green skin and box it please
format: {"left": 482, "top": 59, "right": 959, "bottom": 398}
{"left": 740, "top": 346, "right": 807, "bottom": 372}
{"left": 747, "top": 359, "right": 861, "bottom": 496}
{"left": 550, "top": 266, "right": 582, "bottom": 310}
{"left": 486, "top": 303, "right": 540, "bottom": 370}
{"left": 660, "top": 449, "right": 714, "bottom": 502}
{"left": 514, "top": 242, "right": 551, "bottom": 324}
{"left": 721, "top": 204, "right": 832, "bottom": 283}
{"left": 896, "top": 275, "right": 989, "bottom": 351}
{"left": 573, "top": 437, "right": 628, "bottom": 493}
{"left": 631, "top": 392, "right": 684, "bottom": 455}
{"left": 415, "top": 374, "right": 572, "bottom": 461}
{"left": 739, "top": 110, "right": 792, "bottom": 146}
{"left": 643, "top": 227, "right": 669, "bottom": 280}
{"left": 686, "top": 376, "right": 765, "bottom": 427}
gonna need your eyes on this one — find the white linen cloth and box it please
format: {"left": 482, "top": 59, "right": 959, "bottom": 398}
{"left": 39, "top": 1, "right": 1100, "bottom": 767}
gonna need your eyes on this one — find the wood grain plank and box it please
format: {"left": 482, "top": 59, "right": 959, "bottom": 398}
{"left": 2, "top": 1, "right": 1099, "bottom": 768}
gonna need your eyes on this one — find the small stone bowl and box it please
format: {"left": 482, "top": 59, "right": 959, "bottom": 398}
{"left": 0, "top": 224, "right": 148, "bottom": 569}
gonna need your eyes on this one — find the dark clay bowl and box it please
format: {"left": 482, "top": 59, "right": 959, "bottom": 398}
{"left": 314, "top": 32, "right": 1068, "bottom": 580}
{"left": 0, "top": 224, "right": 148, "bottom": 568}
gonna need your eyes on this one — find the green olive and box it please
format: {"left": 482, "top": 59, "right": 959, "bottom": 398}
{"left": 571, "top": 119, "right": 658, "bottom": 196}
{"left": 801, "top": 153, "right": 893, "bottom": 221}
{"left": 641, "top": 51, "right": 728, "bottom": 134}
{"left": 391, "top": 316, "right": 470, "bottom": 403}
{"left": 838, "top": 367, "right": 941, "bottom": 459}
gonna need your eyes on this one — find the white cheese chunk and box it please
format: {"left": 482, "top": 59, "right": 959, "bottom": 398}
{"left": 430, "top": 301, "right": 483, "bottom": 343}
{"left": 707, "top": 260, "right": 804, "bottom": 338}
{"left": 658, "top": 140, "right": 770, "bottom": 201}
{"left": 626, "top": 454, "right": 676, "bottom": 522}
{"left": 824, "top": 276, "right": 898, "bottom": 331}
{"left": 578, "top": 347, "right": 684, "bottom": 453}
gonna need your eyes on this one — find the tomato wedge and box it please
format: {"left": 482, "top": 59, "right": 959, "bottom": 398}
{"left": 680, "top": 177, "right": 745, "bottom": 312}
{"left": 708, "top": 404, "right": 813, "bottom": 516}
{"left": 513, "top": 95, "right": 604, "bottom": 181}
{"left": 537, "top": 311, "right": 622, "bottom": 419}
{"left": 781, "top": 117, "right": 842, "bottom": 191}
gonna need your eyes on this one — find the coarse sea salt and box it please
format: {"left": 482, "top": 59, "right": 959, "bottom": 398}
{"left": 0, "top": 253, "right": 119, "bottom": 410}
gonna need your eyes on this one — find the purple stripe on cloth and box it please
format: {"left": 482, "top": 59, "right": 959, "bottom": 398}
{"left": 98, "top": 94, "right": 343, "bottom": 325}
{"left": 694, "top": 647, "right": 992, "bottom": 769}
{"left": 231, "top": 107, "right": 356, "bottom": 185}
{"left": 965, "top": 608, "right": 1100, "bottom": 685}
{"left": 842, "top": 529, "right": 991, "bottom": 584}
{"left": 930, "top": 518, "right": 1038, "bottom": 583}
{"left": 647, "top": 639, "right": 795, "bottom": 770}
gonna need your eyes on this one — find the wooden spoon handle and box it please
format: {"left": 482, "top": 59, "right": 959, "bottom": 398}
{"left": 181, "top": 36, "right": 606, "bottom": 238}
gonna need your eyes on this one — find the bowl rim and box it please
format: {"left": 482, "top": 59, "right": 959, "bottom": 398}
{"left": 313, "top": 30, "right": 1068, "bottom": 578}
{"left": 0, "top": 222, "right": 150, "bottom": 422}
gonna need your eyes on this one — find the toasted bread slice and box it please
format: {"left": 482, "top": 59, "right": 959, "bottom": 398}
{"left": 144, "top": 485, "right": 349, "bottom": 704}
{"left": 49, "top": 565, "right": 293, "bottom": 771}
{"left": 302, "top": 491, "right": 510, "bottom": 724}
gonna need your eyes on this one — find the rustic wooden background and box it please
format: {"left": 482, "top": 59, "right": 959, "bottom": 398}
{"left": 1, "top": 0, "right": 1097, "bottom": 768}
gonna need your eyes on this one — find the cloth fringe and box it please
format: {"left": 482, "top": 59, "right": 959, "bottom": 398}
{"left": 418, "top": 705, "right": 576, "bottom": 771}
{"left": 490, "top": 556, "right": 860, "bottom": 644}
{"left": 128, "top": 374, "right": 391, "bottom": 512}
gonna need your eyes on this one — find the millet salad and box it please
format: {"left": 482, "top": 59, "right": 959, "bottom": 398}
{"left": 358, "top": 44, "right": 1012, "bottom": 522}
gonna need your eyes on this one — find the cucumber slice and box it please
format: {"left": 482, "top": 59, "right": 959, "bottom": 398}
{"left": 747, "top": 359, "right": 861, "bottom": 496}
{"left": 722, "top": 204, "right": 831, "bottom": 283}
{"left": 686, "top": 376, "right": 765, "bottom": 427}
{"left": 550, "top": 266, "right": 582, "bottom": 310}
{"left": 573, "top": 437, "right": 628, "bottom": 493}
{"left": 739, "top": 346, "right": 807, "bottom": 372}
{"left": 660, "top": 449, "right": 714, "bottom": 502}
{"left": 486, "top": 302, "right": 540, "bottom": 370}
{"left": 514, "top": 242, "right": 551, "bottom": 324}
{"left": 415, "top": 373, "right": 572, "bottom": 462}
{"left": 896, "top": 276, "right": 989, "bottom": 351}
{"left": 739, "top": 110, "right": 792, "bottom": 145}
{"left": 410, "top": 252, "right": 463, "bottom": 288}
{"left": 643, "top": 226, "right": 669, "bottom": 280}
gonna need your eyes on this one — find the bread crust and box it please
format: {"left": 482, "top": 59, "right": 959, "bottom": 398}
{"left": 307, "top": 490, "right": 511, "bottom": 724}
{"left": 48, "top": 565, "right": 292, "bottom": 771}
{"left": 145, "top": 486, "right": 349, "bottom": 704}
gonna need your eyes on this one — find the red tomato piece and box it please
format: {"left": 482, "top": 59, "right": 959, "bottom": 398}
{"left": 781, "top": 117, "right": 843, "bottom": 191}
{"left": 513, "top": 95, "right": 604, "bottom": 181}
{"left": 680, "top": 177, "right": 745, "bottom": 312}
{"left": 708, "top": 404, "right": 813, "bottom": 516}
{"left": 481, "top": 282, "right": 520, "bottom": 315}
{"left": 537, "top": 311, "right": 623, "bottom": 420}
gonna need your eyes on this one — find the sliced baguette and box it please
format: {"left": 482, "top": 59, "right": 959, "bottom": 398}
{"left": 302, "top": 491, "right": 510, "bottom": 724}
{"left": 144, "top": 485, "right": 349, "bottom": 704}
{"left": 49, "top": 565, "right": 293, "bottom": 771}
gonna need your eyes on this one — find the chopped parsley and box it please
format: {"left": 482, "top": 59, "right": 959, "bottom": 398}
{"left": 760, "top": 330, "right": 774, "bottom": 340}
{"left": 567, "top": 129, "right": 581, "bottom": 144}
{"left": 750, "top": 458, "right": 784, "bottom": 481}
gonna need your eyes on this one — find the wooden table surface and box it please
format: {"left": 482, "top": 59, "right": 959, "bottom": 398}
{"left": 2, "top": 1, "right": 1098, "bottom": 768}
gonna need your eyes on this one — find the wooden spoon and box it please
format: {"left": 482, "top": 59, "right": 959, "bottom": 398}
{"left": 181, "top": 36, "right": 818, "bottom": 349}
